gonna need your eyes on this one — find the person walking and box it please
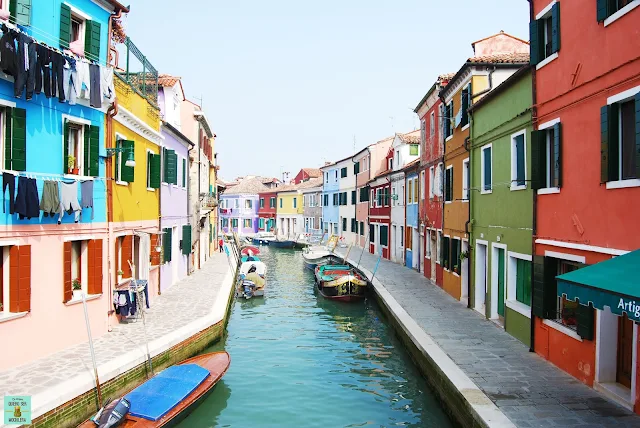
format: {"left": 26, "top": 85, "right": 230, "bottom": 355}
{"left": 219, "top": 237, "right": 224, "bottom": 253}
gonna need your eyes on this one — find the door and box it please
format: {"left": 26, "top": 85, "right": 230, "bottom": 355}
{"left": 391, "top": 225, "right": 396, "bottom": 261}
{"left": 617, "top": 314, "right": 633, "bottom": 388}
{"left": 430, "top": 238, "right": 436, "bottom": 282}
{"left": 461, "top": 241, "right": 469, "bottom": 301}
{"left": 497, "top": 248, "right": 505, "bottom": 317}
{"left": 420, "top": 233, "right": 424, "bottom": 273}
{"left": 171, "top": 227, "right": 178, "bottom": 284}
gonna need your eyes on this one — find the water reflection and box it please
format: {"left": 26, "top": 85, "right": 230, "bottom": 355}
{"left": 177, "top": 247, "right": 452, "bottom": 428}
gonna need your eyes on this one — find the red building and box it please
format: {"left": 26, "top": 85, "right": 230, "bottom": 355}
{"left": 257, "top": 191, "right": 277, "bottom": 231}
{"left": 368, "top": 168, "right": 392, "bottom": 259}
{"left": 529, "top": 0, "right": 640, "bottom": 412}
{"left": 415, "top": 74, "right": 451, "bottom": 287}
{"left": 292, "top": 168, "right": 322, "bottom": 185}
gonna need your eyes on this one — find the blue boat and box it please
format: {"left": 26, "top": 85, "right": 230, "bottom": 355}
{"left": 252, "top": 232, "right": 277, "bottom": 245}
{"left": 271, "top": 240, "right": 295, "bottom": 249}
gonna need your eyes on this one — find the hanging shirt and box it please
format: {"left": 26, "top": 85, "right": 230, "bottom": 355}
{"left": 100, "top": 65, "right": 116, "bottom": 105}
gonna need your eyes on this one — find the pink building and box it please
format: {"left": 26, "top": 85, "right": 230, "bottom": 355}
{"left": 353, "top": 137, "right": 394, "bottom": 248}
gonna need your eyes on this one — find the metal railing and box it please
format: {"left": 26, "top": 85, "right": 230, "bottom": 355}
{"left": 115, "top": 37, "right": 159, "bottom": 108}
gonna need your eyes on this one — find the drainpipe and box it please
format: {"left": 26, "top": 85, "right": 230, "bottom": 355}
{"left": 464, "top": 132, "right": 471, "bottom": 309}
{"left": 528, "top": 0, "right": 537, "bottom": 354}
{"left": 187, "top": 144, "right": 194, "bottom": 275}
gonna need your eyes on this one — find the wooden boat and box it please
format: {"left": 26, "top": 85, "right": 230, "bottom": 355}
{"left": 314, "top": 265, "right": 367, "bottom": 302}
{"left": 252, "top": 232, "right": 277, "bottom": 245}
{"left": 302, "top": 246, "right": 338, "bottom": 270}
{"left": 271, "top": 239, "right": 295, "bottom": 249}
{"left": 80, "top": 352, "right": 230, "bottom": 427}
{"left": 240, "top": 245, "right": 260, "bottom": 256}
{"left": 241, "top": 255, "right": 260, "bottom": 263}
{"left": 237, "top": 261, "right": 267, "bottom": 299}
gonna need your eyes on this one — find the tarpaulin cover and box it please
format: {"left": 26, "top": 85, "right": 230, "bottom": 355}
{"left": 125, "top": 364, "right": 210, "bottom": 421}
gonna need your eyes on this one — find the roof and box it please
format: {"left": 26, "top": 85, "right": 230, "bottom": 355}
{"left": 298, "top": 177, "right": 323, "bottom": 191}
{"left": 223, "top": 177, "right": 270, "bottom": 195}
{"left": 471, "top": 31, "right": 529, "bottom": 49}
{"left": 401, "top": 159, "right": 420, "bottom": 172}
{"left": 396, "top": 131, "right": 420, "bottom": 145}
{"left": 194, "top": 111, "right": 214, "bottom": 138}
{"left": 467, "top": 52, "right": 530, "bottom": 64}
{"left": 105, "top": 0, "right": 129, "bottom": 12}
{"left": 468, "top": 65, "right": 531, "bottom": 112}
{"left": 299, "top": 168, "right": 322, "bottom": 178}
{"left": 157, "top": 75, "right": 181, "bottom": 87}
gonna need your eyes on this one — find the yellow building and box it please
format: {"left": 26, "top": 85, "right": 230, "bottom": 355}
{"left": 106, "top": 63, "right": 163, "bottom": 309}
{"left": 276, "top": 184, "right": 303, "bottom": 238}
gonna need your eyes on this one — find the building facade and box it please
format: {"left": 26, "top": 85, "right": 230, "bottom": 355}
{"left": 529, "top": 0, "right": 640, "bottom": 411}
{"left": 300, "top": 178, "right": 323, "bottom": 234}
{"left": 440, "top": 31, "right": 528, "bottom": 303}
{"left": 258, "top": 191, "right": 277, "bottom": 232}
{"left": 404, "top": 162, "right": 420, "bottom": 271}
{"left": 219, "top": 177, "right": 265, "bottom": 235}
{"left": 415, "top": 74, "right": 451, "bottom": 287}
{"left": 368, "top": 172, "right": 391, "bottom": 258}
{"left": 0, "top": 0, "right": 127, "bottom": 370}
{"left": 321, "top": 163, "right": 339, "bottom": 236}
{"left": 276, "top": 184, "right": 303, "bottom": 237}
{"left": 469, "top": 67, "right": 533, "bottom": 346}
{"left": 292, "top": 168, "right": 321, "bottom": 185}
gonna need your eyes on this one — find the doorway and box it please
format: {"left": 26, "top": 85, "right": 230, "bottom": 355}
{"left": 474, "top": 241, "right": 487, "bottom": 315}
{"left": 497, "top": 248, "right": 505, "bottom": 318}
{"left": 419, "top": 229, "right": 425, "bottom": 274}
{"left": 460, "top": 240, "right": 469, "bottom": 304}
{"left": 391, "top": 225, "right": 396, "bottom": 262}
{"left": 490, "top": 243, "right": 506, "bottom": 320}
{"left": 430, "top": 234, "right": 437, "bottom": 283}
{"left": 617, "top": 314, "right": 633, "bottom": 388}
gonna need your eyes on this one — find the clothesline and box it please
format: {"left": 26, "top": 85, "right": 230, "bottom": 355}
{"left": 0, "top": 170, "right": 108, "bottom": 181}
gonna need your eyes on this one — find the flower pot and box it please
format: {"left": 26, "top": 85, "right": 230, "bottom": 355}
{"left": 73, "top": 289, "right": 83, "bottom": 299}
{"left": 117, "top": 275, "right": 123, "bottom": 283}
{"left": 72, "top": 168, "right": 79, "bottom": 175}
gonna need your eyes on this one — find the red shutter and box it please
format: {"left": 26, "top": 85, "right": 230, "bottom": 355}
{"left": 121, "top": 235, "right": 132, "bottom": 278}
{"left": 63, "top": 242, "right": 72, "bottom": 303}
{"left": 9, "top": 246, "right": 19, "bottom": 312}
{"left": 94, "top": 239, "right": 103, "bottom": 294}
{"left": 150, "top": 234, "right": 161, "bottom": 266}
{"left": 18, "top": 246, "right": 30, "bottom": 312}
{"left": 115, "top": 237, "right": 120, "bottom": 285}
{"left": 87, "top": 240, "right": 95, "bottom": 295}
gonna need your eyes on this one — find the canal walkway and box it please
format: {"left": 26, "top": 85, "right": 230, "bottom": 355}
{"left": 0, "top": 252, "right": 236, "bottom": 426}
{"left": 335, "top": 247, "right": 640, "bottom": 428}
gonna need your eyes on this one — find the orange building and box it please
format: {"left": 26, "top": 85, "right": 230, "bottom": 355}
{"left": 440, "top": 32, "right": 529, "bottom": 302}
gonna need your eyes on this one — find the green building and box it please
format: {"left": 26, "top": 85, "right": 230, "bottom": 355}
{"left": 468, "top": 67, "right": 533, "bottom": 346}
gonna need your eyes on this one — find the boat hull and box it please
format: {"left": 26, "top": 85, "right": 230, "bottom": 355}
{"left": 271, "top": 240, "right": 295, "bottom": 249}
{"left": 252, "top": 238, "right": 274, "bottom": 246}
{"left": 79, "top": 352, "right": 230, "bottom": 428}
{"left": 316, "top": 287, "right": 365, "bottom": 302}
{"left": 314, "top": 266, "right": 367, "bottom": 302}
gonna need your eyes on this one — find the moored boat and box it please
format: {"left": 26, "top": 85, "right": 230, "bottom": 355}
{"left": 80, "top": 352, "right": 230, "bottom": 427}
{"left": 271, "top": 239, "right": 295, "bottom": 249}
{"left": 252, "top": 232, "right": 277, "bottom": 245}
{"left": 314, "top": 265, "right": 367, "bottom": 302}
{"left": 237, "top": 260, "right": 267, "bottom": 299}
{"left": 302, "top": 246, "right": 338, "bottom": 270}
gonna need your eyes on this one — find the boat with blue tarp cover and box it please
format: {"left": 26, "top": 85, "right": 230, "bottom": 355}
{"left": 79, "top": 352, "right": 230, "bottom": 427}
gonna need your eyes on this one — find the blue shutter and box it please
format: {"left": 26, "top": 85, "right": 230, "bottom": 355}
{"left": 596, "top": 0, "right": 608, "bottom": 22}
{"left": 529, "top": 20, "right": 540, "bottom": 65}
{"left": 635, "top": 93, "right": 640, "bottom": 179}
{"left": 551, "top": 3, "right": 561, "bottom": 54}
{"left": 516, "top": 134, "right": 525, "bottom": 186}
{"left": 553, "top": 123, "right": 562, "bottom": 187}
{"left": 531, "top": 131, "right": 546, "bottom": 190}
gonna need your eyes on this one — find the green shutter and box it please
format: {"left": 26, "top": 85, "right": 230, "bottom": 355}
{"left": 531, "top": 130, "right": 546, "bottom": 190}
{"left": 576, "top": 303, "right": 595, "bottom": 341}
{"left": 4, "top": 107, "right": 12, "bottom": 170}
{"left": 88, "top": 125, "right": 99, "bottom": 176}
{"left": 150, "top": 154, "right": 161, "bottom": 188}
{"left": 551, "top": 3, "right": 561, "bottom": 54}
{"left": 163, "top": 227, "right": 172, "bottom": 263}
{"left": 597, "top": 0, "right": 608, "bottom": 22}
{"left": 182, "top": 224, "right": 192, "bottom": 255}
{"left": 635, "top": 93, "right": 640, "bottom": 179}
{"left": 60, "top": 3, "right": 71, "bottom": 49}
{"left": 170, "top": 151, "right": 178, "bottom": 184}
{"left": 354, "top": 162, "right": 360, "bottom": 174}
{"left": 443, "top": 237, "right": 450, "bottom": 270}
{"left": 63, "top": 120, "right": 69, "bottom": 174}
{"left": 84, "top": 20, "right": 101, "bottom": 62}
{"left": 553, "top": 123, "right": 562, "bottom": 187}
{"left": 10, "top": 0, "right": 31, "bottom": 26}
{"left": 529, "top": 20, "right": 540, "bottom": 66}
{"left": 516, "top": 135, "right": 525, "bottom": 185}
{"left": 162, "top": 148, "right": 168, "bottom": 182}
{"left": 11, "top": 108, "right": 26, "bottom": 172}
{"left": 601, "top": 104, "right": 619, "bottom": 183}
{"left": 461, "top": 88, "right": 468, "bottom": 126}
{"left": 120, "top": 140, "right": 135, "bottom": 183}
{"left": 532, "top": 256, "right": 557, "bottom": 319}
{"left": 182, "top": 158, "right": 186, "bottom": 187}
{"left": 380, "top": 225, "right": 388, "bottom": 246}
{"left": 83, "top": 125, "right": 91, "bottom": 176}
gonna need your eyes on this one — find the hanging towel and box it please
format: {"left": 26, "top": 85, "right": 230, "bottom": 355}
{"left": 81, "top": 180, "right": 94, "bottom": 220}
{"left": 89, "top": 63, "right": 101, "bottom": 108}
{"left": 100, "top": 65, "right": 115, "bottom": 105}
{"left": 59, "top": 181, "right": 81, "bottom": 223}
{"left": 138, "top": 234, "right": 150, "bottom": 281}
{"left": 15, "top": 176, "right": 39, "bottom": 220}
{"left": 3, "top": 172, "right": 15, "bottom": 214}
{"left": 40, "top": 180, "right": 63, "bottom": 218}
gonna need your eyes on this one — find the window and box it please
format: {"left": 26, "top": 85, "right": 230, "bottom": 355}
{"left": 323, "top": 194, "right": 329, "bottom": 206}
{"left": 279, "top": 198, "right": 283, "bottom": 209}
{"left": 461, "top": 82, "right": 471, "bottom": 127}
{"left": 430, "top": 111, "right": 435, "bottom": 136}
{"left": 370, "top": 190, "right": 374, "bottom": 208}
{"left": 162, "top": 147, "right": 177, "bottom": 185}
{"left": 442, "top": 236, "right": 450, "bottom": 269}
{"left": 391, "top": 185, "right": 396, "bottom": 207}
{"left": 400, "top": 226, "right": 404, "bottom": 247}
{"left": 325, "top": 173, "right": 328, "bottom": 183}
{"left": 444, "top": 166, "right": 453, "bottom": 202}
{"left": 334, "top": 170, "right": 338, "bottom": 180}
{"left": 380, "top": 225, "right": 389, "bottom": 247}
{"left": 443, "top": 101, "right": 453, "bottom": 139}
{"left": 420, "top": 119, "right": 426, "bottom": 148}
{"left": 554, "top": 261, "right": 582, "bottom": 331}
{"left": 231, "top": 218, "right": 238, "bottom": 228}
{"left": 359, "top": 221, "right": 364, "bottom": 236}
{"left": 65, "top": 122, "right": 83, "bottom": 175}
{"left": 351, "top": 218, "right": 357, "bottom": 233}
{"left": 360, "top": 186, "right": 369, "bottom": 203}
{"left": 259, "top": 218, "right": 264, "bottom": 229}
{"left": 70, "top": 14, "right": 85, "bottom": 48}
{"left": 598, "top": 0, "right": 639, "bottom": 23}
{"left": 242, "top": 219, "right": 251, "bottom": 228}
{"left": 451, "top": 238, "right": 461, "bottom": 274}
{"left": 115, "top": 136, "right": 135, "bottom": 183}
{"left": 146, "top": 150, "right": 161, "bottom": 190}
{"left": 530, "top": 2, "right": 560, "bottom": 66}
{"left": 182, "top": 158, "right": 186, "bottom": 187}
{"left": 462, "top": 159, "right": 469, "bottom": 200}
{"left": 420, "top": 171, "right": 425, "bottom": 200}
{"left": 426, "top": 230, "right": 431, "bottom": 258}
{"left": 260, "top": 198, "right": 265, "bottom": 208}
{"left": 481, "top": 145, "right": 492, "bottom": 193}
{"left": 514, "top": 258, "right": 532, "bottom": 306}
{"left": 342, "top": 218, "right": 347, "bottom": 232}
{"left": 436, "top": 231, "right": 442, "bottom": 264}
{"left": 293, "top": 197, "right": 297, "bottom": 209}
{"left": 406, "top": 227, "right": 413, "bottom": 250}
{"left": 245, "top": 200, "right": 252, "bottom": 209}
{"left": 511, "top": 131, "right": 527, "bottom": 190}
{"left": 63, "top": 239, "right": 102, "bottom": 303}
{"left": 351, "top": 190, "right": 356, "bottom": 205}
{"left": 354, "top": 162, "right": 360, "bottom": 175}
{"left": 0, "top": 245, "right": 31, "bottom": 316}
{"left": 333, "top": 193, "right": 338, "bottom": 206}
{"left": 388, "top": 158, "right": 393, "bottom": 171}
{"left": 270, "top": 197, "right": 276, "bottom": 208}
{"left": 601, "top": 91, "right": 640, "bottom": 185}
{"left": 413, "top": 177, "right": 418, "bottom": 203}
{"left": 340, "top": 167, "right": 347, "bottom": 178}
{"left": 408, "top": 179, "right": 413, "bottom": 204}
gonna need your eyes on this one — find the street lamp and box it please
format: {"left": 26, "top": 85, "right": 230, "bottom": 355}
{"left": 105, "top": 146, "right": 136, "bottom": 168}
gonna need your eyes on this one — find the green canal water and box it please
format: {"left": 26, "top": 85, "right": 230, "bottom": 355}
{"left": 177, "top": 247, "right": 453, "bottom": 427}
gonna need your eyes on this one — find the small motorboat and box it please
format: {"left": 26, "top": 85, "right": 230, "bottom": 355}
{"left": 80, "top": 352, "right": 230, "bottom": 427}
{"left": 314, "top": 265, "right": 367, "bottom": 302}
{"left": 271, "top": 239, "right": 295, "bottom": 249}
{"left": 302, "top": 246, "right": 338, "bottom": 270}
{"left": 240, "top": 245, "right": 260, "bottom": 256}
{"left": 252, "top": 232, "right": 277, "bottom": 245}
{"left": 237, "top": 260, "right": 267, "bottom": 299}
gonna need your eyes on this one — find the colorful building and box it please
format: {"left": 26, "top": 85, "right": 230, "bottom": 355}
{"left": 415, "top": 74, "right": 451, "bottom": 287}
{"left": 276, "top": 183, "right": 303, "bottom": 237}
{"left": 469, "top": 67, "right": 533, "bottom": 347}
{"left": 292, "top": 168, "right": 322, "bottom": 185}
{"left": 368, "top": 170, "right": 391, "bottom": 258}
{"left": 440, "top": 31, "right": 529, "bottom": 303}
{"left": 219, "top": 177, "right": 266, "bottom": 235}
{"left": 257, "top": 191, "right": 277, "bottom": 232}
{"left": 300, "top": 178, "right": 323, "bottom": 234}
{"left": 389, "top": 131, "right": 420, "bottom": 264}
{"left": 404, "top": 161, "right": 420, "bottom": 271}
{"left": 529, "top": 0, "right": 640, "bottom": 411}
{"left": 320, "top": 162, "right": 339, "bottom": 236}
{"left": 353, "top": 136, "right": 393, "bottom": 249}
{"left": 0, "top": 0, "right": 128, "bottom": 370}
{"left": 335, "top": 156, "right": 357, "bottom": 244}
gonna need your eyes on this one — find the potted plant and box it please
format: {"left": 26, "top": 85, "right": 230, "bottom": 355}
{"left": 460, "top": 251, "right": 469, "bottom": 261}
{"left": 117, "top": 270, "right": 124, "bottom": 282}
{"left": 72, "top": 278, "right": 82, "bottom": 298}
{"left": 67, "top": 155, "right": 78, "bottom": 175}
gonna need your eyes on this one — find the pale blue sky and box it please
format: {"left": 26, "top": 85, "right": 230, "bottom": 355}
{"left": 124, "top": 0, "right": 529, "bottom": 181}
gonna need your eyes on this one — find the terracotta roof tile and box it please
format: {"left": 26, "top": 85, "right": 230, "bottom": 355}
{"left": 301, "top": 168, "right": 322, "bottom": 178}
{"left": 397, "top": 130, "right": 420, "bottom": 144}
{"left": 223, "top": 177, "right": 270, "bottom": 195}
{"left": 157, "top": 74, "right": 182, "bottom": 87}
{"left": 467, "top": 53, "right": 530, "bottom": 64}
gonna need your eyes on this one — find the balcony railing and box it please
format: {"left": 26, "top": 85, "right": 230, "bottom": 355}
{"left": 114, "top": 37, "right": 159, "bottom": 108}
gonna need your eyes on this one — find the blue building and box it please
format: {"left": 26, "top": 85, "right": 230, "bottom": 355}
{"left": 320, "top": 162, "right": 339, "bottom": 236}
{"left": 0, "top": 0, "right": 129, "bottom": 370}
{"left": 405, "top": 166, "right": 420, "bottom": 270}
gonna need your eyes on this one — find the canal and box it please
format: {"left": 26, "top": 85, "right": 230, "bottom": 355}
{"left": 178, "top": 247, "right": 453, "bottom": 427}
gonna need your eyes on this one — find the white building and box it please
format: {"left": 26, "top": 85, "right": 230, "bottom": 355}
{"left": 335, "top": 156, "right": 357, "bottom": 245}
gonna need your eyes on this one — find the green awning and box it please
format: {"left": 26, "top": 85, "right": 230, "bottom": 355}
{"left": 556, "top": 250, "right": 640, "bottom": 321}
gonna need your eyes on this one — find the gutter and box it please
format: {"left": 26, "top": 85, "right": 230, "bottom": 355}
{"left": 529, "top": 0, "right": 537, "bottom": 354}
{"left": 464, "top": 133, "right": 471, "bottom": 309}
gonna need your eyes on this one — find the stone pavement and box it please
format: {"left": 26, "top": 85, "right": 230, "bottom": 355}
{"left": 0, "top": 252, "right": 235, "bottom": 425}
{"left": 336, "top": 247, "right": 640, "bottom": 428}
